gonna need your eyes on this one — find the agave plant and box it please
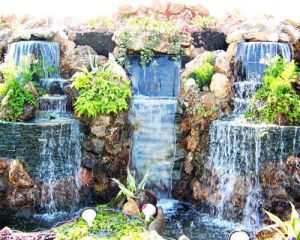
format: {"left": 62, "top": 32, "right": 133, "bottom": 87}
{"left": 111, "top": 167, "right": 149, "bottom": 200}
{"left": 261, "top": 202, "right": 300, "bottom": 240}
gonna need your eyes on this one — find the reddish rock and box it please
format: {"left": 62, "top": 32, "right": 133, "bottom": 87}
{"left": 81, "top": 167, "right": 93, "bottom": 187}
{"left": 180, "top": 118, "right": 192, "bottom": 132}
{"left": 169, "top": 3, "right": 186, "bottom": 14}
{"left": 188, "top": 4, "right": 209, "bottom": 16}
{"left": 8, "top": 160, "right": 34, "bottom": 187}
{"left": 0, "top": 159, "right": 8, "bottom": 175}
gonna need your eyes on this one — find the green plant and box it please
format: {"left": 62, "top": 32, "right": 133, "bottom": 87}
{"left": 189, "top": 16, "right": 216, "bottom": 31}
{"left": 54, "top": 205, "right": 147, "bottom": 240}
{"left": 116, "top": 17, "right": 189, "bottom": 67}
{"left": 260, "top": 202, "right": 300, "bottom": 240}
{"left": 245, "top": 57, "right": 300, "bottom": 125}
{"left": 87, "top": 16, "right": 115, "bottom": 28}
{"left": 73, "top": 65, "right": 131, "bottom": 117}
{"left": 0, "top": 61, "right": 38, "bottom": 121}
{"left": 111, "top": 168, "right": 149, "bottom": 200}
{"left": 187, "top": 53, "right": 214, "bottom": 89}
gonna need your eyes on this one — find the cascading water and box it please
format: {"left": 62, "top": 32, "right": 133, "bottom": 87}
{"left": 7, "top": 41, "right": 60, "bottom": 78}
{"left": 1, "top": 41, "right": 82, "bottom": 214}
{"left": 128, "top": 56, "right": 181, "bottom": 198}
{"left": 207, "top": 42, "right": 300, "bottom": 229}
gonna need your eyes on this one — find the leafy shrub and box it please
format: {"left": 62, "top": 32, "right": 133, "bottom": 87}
{"left": 116, "top": 17, "right": 190, "bottom": 67}
{"left": 73, "top": 66, "right": 131, "bottom": 117}
{"left": 187, "top": 53, "right": 214, "bottom": 90}
{"left": 189, "top": 16, "right": 216, "bottom": 31}
{"left": 0, "top": 61, "right": 38, "bottom": 121}
{"left": 258, "top": 202, "right": 300, "bottom": 240}
{"left": 87, "top": 16, "right": 115, "bottom": 29}
{"left": 245, "top": 57, "right": 300, "bottom": 125}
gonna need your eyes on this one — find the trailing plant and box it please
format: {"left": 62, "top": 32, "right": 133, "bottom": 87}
{"left": 187, "top": 53, "right": 214, "bottom": 90}
{"left": 111, "top": 167, "right": 149, "bottom": 200}
{"left": 258, "top": 202, "right": 300, "bottom": 240}
{"left": 245, "top": 57, "right": 300, "bottom": 125}
{"left": 73, "top": 65, "right": 131, "bottom": 117}
{"left": 116, "top": 17, "right": 190, "bottom": 67}
{"left": 54, "top": 205, "right": 147, "bottom": 240}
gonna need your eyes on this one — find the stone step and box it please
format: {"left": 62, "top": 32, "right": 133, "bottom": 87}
{"left": 39, "top": 95, "right": 67, "bottom": 112}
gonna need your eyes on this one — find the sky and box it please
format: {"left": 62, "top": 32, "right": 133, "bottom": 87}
{"left": 0, "top": 0, "right": 299, "bottom": 21}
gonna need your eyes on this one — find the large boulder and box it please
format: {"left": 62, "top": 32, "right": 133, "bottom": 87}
{"left": 8, "top": 160, "right": 34, "bottom": 187}
{"left": 210, "top": 73, "right": 232, "bottom": 99}
{"left": 74, "top": 31, "right": 115, "bottom": 57}
{"left": 10, "top": 27, "right": 57, "bottom": 42}
{"left": 192, "top": 30, "right": 228, "bottom": 51}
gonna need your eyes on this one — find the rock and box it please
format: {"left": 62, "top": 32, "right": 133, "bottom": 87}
{"left": 192, "top": 180, "right": 208, "bottom": 200}
{"left": 153, "top": 37, "right": 170, "bottom": 53}
{"left": 226, "top": 30, "right": 245, "bottom": 43}
{"left": 201, "top": 92, "right": 216, "bottom": 110}
{"left": 0, "top": 159, "right": 8, "bottom": 175}
{"left": 24, "top": 81, "right": 39, "bottom": 98}
{"left": 184, "top": 51, "right": 213, "bottom": 76}
{"left": 282, "top": 25, "right": 300, "bottom": 43}
{"left": 148, "top": 207, "right": 165, "bottom": 235}
{"left": 210, "top": 73, "right": 232, "bottom": 99}
{"left": 64, "top": 83, "right": 79, "bottom": 104}
{"left": 11, "top": 28, "right": 56, "bottom": 42}
{"left": 214, "top": 51, "right": 231, "bottom": 76}
{"left": 169, "top": 3, "right": 186, "bottom": 14}
{"left": 85, "top": 137, "right": 105, "bottom": 155}
{"left": 91, "top": 125, "right": 107, "bottom": 138}
{"left": 184, "top": 152, "right": 194, "bottom": 174}
{"left": 226, "top": 42, "right": 238, "bottom": 61}
{"left": 183, "top": 78, "right": 196, "bottom": 92}
{"left": 192, "top": 30, "right": 228, "bottom": 51}
{"left": 0, "top": 28, "right": 13, "bottom": 44}
{"left": 188, "top": 4, "right": 209, "bottom": 16}
{"left": 118, "top": 5, "right": 136, "bottom": 16}
{"left": 60, "top": 45, "right": 100, "bottom": 78}
{"left": 8, "top": 160, "right": 34, "bottom": 187}
{"left": 244, "top": 31, "right": 279, "bottom": 42}
{"left": 19, "top": 104, "right": 36, "bottom": 121}
{"left": 105, "top": 55, "right": 128, "bottom": 81}
{"left": 122, "top": 198, "right": 140, "bottom": 216}
{"left": 135, "top": 189, "right": 157, "bottom": 208}
{"left": 81, "top": 167, "right": 93, "bottom": 187}
{"left": 178, "top": 235, "right": 190, "bottom": 240}
{"left": 279, "top": 32, "right": 291, "bottom": 42}
{"left": 92, "top": 115, "right": 111, "bottom": 127}
{"left": 190, "top": 47, "right": 205, "bottom": 59}
{"left": 74, "top": 31, "right": 115, "bottom": 57}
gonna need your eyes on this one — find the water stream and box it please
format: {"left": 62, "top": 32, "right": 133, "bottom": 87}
{"left": 2, "top": 41, "right": 82, "bottom": 214}
{"left": 207, "top": 42, "right": 300, "bottom": 229}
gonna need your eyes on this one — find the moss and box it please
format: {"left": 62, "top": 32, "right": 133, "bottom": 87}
{"left": 54, "top": 206, "right": 147, "bottom": 240}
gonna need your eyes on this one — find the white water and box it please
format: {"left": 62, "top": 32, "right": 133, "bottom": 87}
{"left": 208, "top": 42, "right": 297, "bottom": 229}
{"left": 7, "top": 40, "right": 82, "bottom": 214}
{"left": 128, "top": 56, "right": 181, "bottom": 198}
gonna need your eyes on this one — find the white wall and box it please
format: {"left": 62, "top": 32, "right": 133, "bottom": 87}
{"left": 0, "top": 0, "right": 299, "bottom": 21}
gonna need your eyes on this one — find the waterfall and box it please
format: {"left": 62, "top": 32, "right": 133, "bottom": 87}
{"left": 7, "top": 41, "right": 60, "bottom": 78}
{"left": 207, "top": 42, "right": 299, "bottom": 229}
{"left": 128, "top": 56, "right": 181, "bottom": 198}
{"left": 2, "top": 40, "right": 82, "bottom": 214}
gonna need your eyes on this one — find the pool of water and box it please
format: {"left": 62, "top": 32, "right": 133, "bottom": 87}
{"left": 1, "top": 200, "right": 248, "bottom": 239}
{"left": 159, "top": 199, "right": 245, "bottom": 240}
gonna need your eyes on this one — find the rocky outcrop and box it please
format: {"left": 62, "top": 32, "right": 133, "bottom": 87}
{"left": 74, "top": 31, "right": 115, "bottom": 57}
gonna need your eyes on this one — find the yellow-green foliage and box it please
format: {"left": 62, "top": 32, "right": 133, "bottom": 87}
{"left": 73, "top": 66, "right": 131, "bottom": 117}
{"left": 187, "top": 53, "right": 214, "bottom": 90}
{"left": 54, "top": 205, "right": 147, "bottom": 240}
{"left": 259, "top": 202, "right": 300, "bottom": 240}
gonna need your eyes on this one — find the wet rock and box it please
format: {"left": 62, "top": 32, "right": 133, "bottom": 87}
{"left": 122, "top": 198, "right": 140, "bottom": 216}
{"left": 0, "top": 159, "right": 8, "bottom": 175}
{"left": 74, "top": 31, "right": 115, "bottom": 57}
{"left": 192, "top": 30, "right": 228, "bottom": 51}
{"left": 7, "top": 186, "right": 37, "bottom": 210}
{"left": 19, "top": 104, "right": 36, "bottom": 121}
{"left": 148, "top": 207, "right": 165, "bottom": 235}
{"left": 81, "top": 167, "right": 94, "bottom": 187}
{"left": 135, "top": 189, "right": 157, "bottom": 208}
{"left": 8, "top": 160, "right": 34, "bottom": 187}
{"left": 184, "top": 152, "right": 194, "bottom": 174}
{"left": 210, "top": 73, "right": 232, "bottom": 99}
{"left": 192, "top": 180, "right": 208, "bottom": 200}
{"left": 64, "top": 82, "right": 79, "bottom": 104}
